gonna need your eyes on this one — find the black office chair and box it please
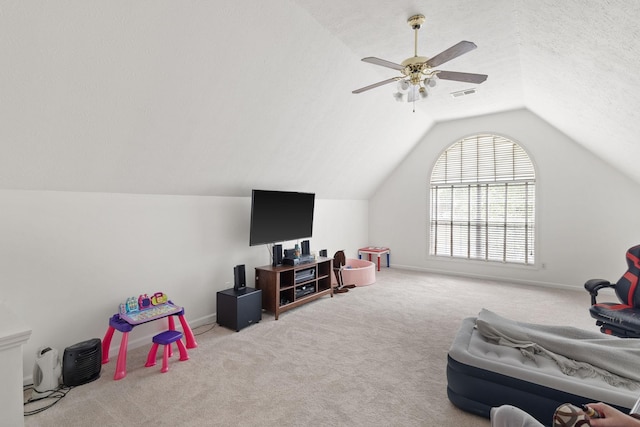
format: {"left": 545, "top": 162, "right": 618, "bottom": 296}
{"left": 584, "top": 244, "right": 640, "bottom": 338}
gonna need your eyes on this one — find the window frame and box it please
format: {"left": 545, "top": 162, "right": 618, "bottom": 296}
{"left": 428, "top": 134, "right": 536, "bottom": 266}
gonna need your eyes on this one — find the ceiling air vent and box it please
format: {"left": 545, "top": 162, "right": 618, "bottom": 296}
{"left": 451, "top": 88, "right": 477, "bottom": 98}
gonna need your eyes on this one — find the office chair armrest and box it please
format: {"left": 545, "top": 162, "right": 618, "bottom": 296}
{"left": 584, "top": 279, "right": 613, "bottom": 305}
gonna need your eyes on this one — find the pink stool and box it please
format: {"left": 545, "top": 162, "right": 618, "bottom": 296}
{"left": 145, "top": 330, "right": 189, "bottom": 373}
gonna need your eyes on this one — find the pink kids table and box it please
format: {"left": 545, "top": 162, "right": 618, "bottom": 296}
{"left": 358, "top": 247, "right": 390, "bottom": 271}
{"left": 102, "top": 302, "right": 197, "bottom": 380}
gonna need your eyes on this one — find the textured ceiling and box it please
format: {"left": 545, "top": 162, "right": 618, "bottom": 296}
{"left": 1, "top": 0, "right": 639, "bottom": 199}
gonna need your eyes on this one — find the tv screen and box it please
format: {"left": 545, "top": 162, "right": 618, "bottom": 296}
{"left": 249, "top": 190, "right": 315, "bottom": 246}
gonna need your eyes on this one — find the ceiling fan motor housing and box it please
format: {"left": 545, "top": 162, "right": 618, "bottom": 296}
{"left": 408, "top": 14, "right": 425, "bottom": 29}
{"left": 400, "top": 56, "right": 434, "bottom": 85}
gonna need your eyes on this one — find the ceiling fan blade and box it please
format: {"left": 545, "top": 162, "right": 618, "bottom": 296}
{"left": 436, "top": 70, "right": 488, "bottom": 84}
{"left": 361, "top": 57, "right": 405, "bottom": 71}
{"left": 352, "top": 77, "right": 399, "bottom": 94}
{"left": 426, "top": 41, "right": 477, "bottom": 68}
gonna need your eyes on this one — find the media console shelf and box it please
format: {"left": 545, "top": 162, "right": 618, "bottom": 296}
{"left": 255, "top": 257, "right": 333, "bottom": 320}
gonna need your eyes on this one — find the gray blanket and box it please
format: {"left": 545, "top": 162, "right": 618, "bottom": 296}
{"left": 475, "top": 309, "right": 640, "bottom": 390}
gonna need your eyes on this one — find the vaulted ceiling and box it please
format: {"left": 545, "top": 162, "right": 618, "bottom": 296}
{"left": 2, "top": 1, "right": 639, "bottom": 199}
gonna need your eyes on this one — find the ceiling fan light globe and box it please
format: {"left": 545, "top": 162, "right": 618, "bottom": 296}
{"left": 393, "top": 92, "right": 405, "bottom": 102}
{"left": 398, "top": 80, "right": 410, "bottom": 91}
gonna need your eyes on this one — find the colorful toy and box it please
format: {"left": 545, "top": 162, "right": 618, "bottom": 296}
{"left": 138, "top": 294, "right": 151, "bottom": 309}
{"left": 118, "top": 292, "right": 169, "bottom": 315}
{"left": 125, "top": 297, "right": 139, "bottom": 313}
{"left": 151, "top": 292, "right": 168, "bottom": 306}
{"left": 120, "top": 302, "right": 182, "bottom": 325}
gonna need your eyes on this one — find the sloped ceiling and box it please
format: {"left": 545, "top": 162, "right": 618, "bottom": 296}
{"left": 1, "top": 1, "right": 639, "bottom": 199}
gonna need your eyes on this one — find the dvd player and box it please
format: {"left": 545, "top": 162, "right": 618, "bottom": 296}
{"left": 299, "top": 254, "right": 314, "bottom": 264}
{"left": 295, "top": 268, "right": 315, "bottom": 284}
{"left": 295, "top": 284, "right": 316, "bottom": 299}
{"left": 282, "top": 257, "right": 299, "bottom": 266}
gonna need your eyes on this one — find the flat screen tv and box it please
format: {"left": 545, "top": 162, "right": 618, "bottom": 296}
{"left": 249, "top": 190, "right": 315, "bottom": 246}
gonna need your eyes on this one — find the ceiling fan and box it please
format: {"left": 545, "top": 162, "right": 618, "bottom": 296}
{"left": 352, "top": 14, "right": 488, "bottom": 105}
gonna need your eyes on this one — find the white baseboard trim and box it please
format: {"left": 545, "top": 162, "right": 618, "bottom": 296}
{"left": 391, "top": 264, "right": 583, "bottom": 292}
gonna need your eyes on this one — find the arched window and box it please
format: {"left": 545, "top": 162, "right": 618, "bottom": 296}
{"left": 429, "top": 134, "right": 535, "bottom": 265}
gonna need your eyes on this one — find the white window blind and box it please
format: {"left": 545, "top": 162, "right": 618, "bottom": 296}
{"left": 429, "top": 134, "right": 535, "bottom": 264}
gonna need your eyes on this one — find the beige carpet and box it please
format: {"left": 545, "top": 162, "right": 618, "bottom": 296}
{"left": 23, "top": 268, "right": 597, "bottom": 427}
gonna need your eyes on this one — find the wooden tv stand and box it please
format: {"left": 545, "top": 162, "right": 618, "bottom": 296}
{"left": 255, "top": 257, "right": 333, "bottom": 320}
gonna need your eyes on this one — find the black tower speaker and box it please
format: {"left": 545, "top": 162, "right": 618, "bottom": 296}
{"left": 234, "top": 264, "right": 246, "bottom": 292}
{"left": 272, "top": 244, "right": 283, "bottom": 267}
{"left": 301, "top": 240, "right": 310, "bottom": 256}
{"left": 62, "top": 338, "right": 101, "bottom": 387}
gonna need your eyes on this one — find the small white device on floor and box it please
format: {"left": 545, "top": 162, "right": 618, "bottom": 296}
{"left": 32, "top": 346, "right": 61, "bottom": 398}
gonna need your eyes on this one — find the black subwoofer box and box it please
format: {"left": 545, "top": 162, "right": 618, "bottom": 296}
{"left": 62, "top": 338, "right": 102, "bottom": 386}
{"left": 217, "top": 287, "right": 262, "bottom": 332}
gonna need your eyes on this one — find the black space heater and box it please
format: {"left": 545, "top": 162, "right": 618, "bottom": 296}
{"left": 62, "top": 338, "right": 102, "bottom": 387}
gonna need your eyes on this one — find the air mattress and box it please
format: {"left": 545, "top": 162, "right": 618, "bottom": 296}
{"left": 447, "top": 317, "right": 638, "bottom": 425}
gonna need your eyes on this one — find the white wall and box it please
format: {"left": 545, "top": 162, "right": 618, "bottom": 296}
{"left": 370, "top": 108, "right": 640, "bottom": 289}
{"left": 0, "top": 190, "right": 367, "bottom": 381}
